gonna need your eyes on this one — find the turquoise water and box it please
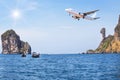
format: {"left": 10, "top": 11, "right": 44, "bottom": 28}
{"left": 0, "top": 54, "right": 120, "bottom": 80}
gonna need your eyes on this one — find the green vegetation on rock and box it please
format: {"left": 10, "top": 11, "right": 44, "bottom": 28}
{"left": 95, "top": 35, "right": 114, "bottom": 53}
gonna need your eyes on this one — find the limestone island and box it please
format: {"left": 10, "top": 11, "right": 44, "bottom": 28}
{"left": 87, "top": 15, "right": 120, "bottom": 54}
{"left": 1, "top": 29, "right": 31, "bottom": 55}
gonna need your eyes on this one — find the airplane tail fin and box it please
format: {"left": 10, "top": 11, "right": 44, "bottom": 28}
{"left": 90, "top": 12, "right": 100, "bottom": 20}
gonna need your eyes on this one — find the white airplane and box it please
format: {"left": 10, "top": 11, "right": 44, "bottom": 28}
{"left": 65, "top": 8, "right": 100, "bottom": 20}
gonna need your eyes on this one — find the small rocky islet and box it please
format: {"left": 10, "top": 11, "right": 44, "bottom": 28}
{"left": 1, "top": 29, "right": 40, "bottom": 58}
{"left": 1, "top": 29, "right": 31, "bottom": 55}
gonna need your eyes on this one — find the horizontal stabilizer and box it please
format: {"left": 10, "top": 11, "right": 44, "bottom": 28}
{"left": 93, "top": 17, "right": 100, "bottom": 20}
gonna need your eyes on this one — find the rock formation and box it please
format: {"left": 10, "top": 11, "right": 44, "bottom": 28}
{"left": 114, "top": 15, "right": 120, "bottom": 41}
{"left": 1, "top": 29, "right": 31, "bottom": 54}
{"left": 95, "top": 35, "right": 114, "bottom": 53}
{"left": 100, "top": 28, "right": 106, "bottom": 40}
{"left": 87, "top": 15, "right": 120, "bottom": 53}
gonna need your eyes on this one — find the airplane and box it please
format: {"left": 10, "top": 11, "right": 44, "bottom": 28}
{"left": 65, "top": 8, "right": 100, "bottom": 20}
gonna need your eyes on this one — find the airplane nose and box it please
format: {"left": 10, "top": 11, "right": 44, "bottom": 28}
{"left": 65, "top": 9, "right": 68, "bottom": 11}
{"left": 65, "top": 8, "right": 73, "bottom": 11}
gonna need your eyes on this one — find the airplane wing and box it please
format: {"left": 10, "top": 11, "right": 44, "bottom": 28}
{"left": 83, "top": 10, "right": 99, "bottom": 15}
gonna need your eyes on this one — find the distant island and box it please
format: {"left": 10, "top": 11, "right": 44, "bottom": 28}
{"left": 1, "top": 29, "right": 31, "bottom": 54}
{"left": 87, "top": 15, "right": 120, "bottom": 53}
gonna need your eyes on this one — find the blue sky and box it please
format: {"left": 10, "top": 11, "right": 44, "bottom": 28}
{"left": 0, "top": 0, "right": 120, "bottom": 54}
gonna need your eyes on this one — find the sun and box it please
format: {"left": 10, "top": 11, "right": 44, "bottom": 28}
{"left": 11, "top": 9, "right": 21, "bottom": 20}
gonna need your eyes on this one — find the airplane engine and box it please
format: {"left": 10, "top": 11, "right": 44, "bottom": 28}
{"left": 83, "top": 13, "right": 87, "bottom": 18}
{"left": 72, "top": 16, "right": 77, "bottom": 19}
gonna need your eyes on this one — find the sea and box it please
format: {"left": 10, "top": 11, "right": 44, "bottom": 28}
{"left": 0, "top": 54, "right": 120, "bottom": 80}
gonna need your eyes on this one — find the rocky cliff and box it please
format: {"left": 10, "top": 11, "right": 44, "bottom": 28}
{"left": 87, "top": 15, "right": 120, "bottom": 53}
{"left": 1, "top": 29, "right": 31, "bottom": 54}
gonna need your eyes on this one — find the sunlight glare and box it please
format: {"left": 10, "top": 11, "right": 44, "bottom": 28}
{"left": 11, "top": 9, "right": 21, "bottom": 20}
